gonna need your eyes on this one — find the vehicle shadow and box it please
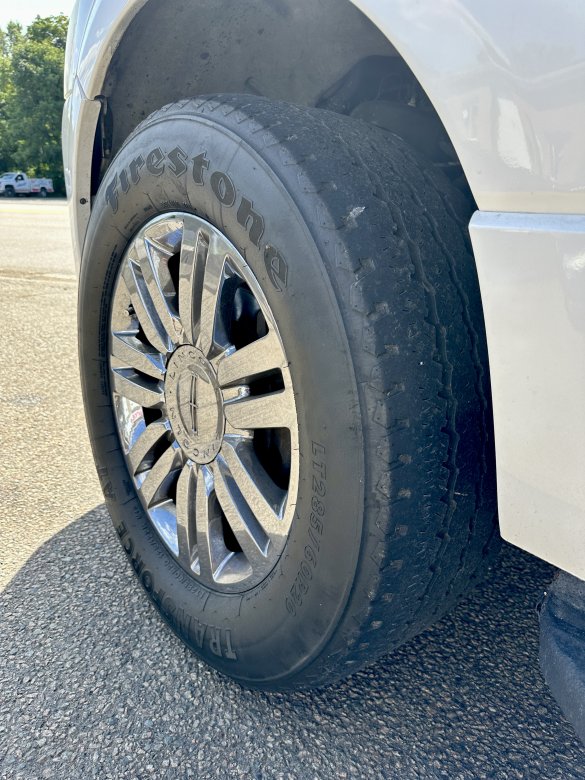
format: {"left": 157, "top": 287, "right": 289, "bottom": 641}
{"left": 1, "top": 506, "right": 583, "bottom": 778}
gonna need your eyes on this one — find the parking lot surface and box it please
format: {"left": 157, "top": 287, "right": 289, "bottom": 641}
{"left": 1, "top": 199, "right": 584, "bottom": 779}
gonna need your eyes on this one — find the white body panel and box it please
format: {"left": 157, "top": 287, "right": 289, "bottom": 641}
{"left": 66, "top": 0, "right": 585, "bottom": 218}
{"left": 352, "top": 0, "right": 585, "bottom": 216}
{"left": 61, "top": 78, "right": 100, "bottom": 261}
{"left": 63, "top": 0, "right": 585, "bottom": 577}
{"left": 471, "top": 213, "right": 585, "bottom": 578}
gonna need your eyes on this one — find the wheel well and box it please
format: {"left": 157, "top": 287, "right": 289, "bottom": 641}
{"left": 93, "top": 0, "right": 472, "bottom": 203}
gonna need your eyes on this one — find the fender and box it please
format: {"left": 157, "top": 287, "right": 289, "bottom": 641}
{"left": 67, "top": 0, "right": 585, "bottom": 217}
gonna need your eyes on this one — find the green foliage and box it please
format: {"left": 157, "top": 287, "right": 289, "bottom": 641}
{"left": 0, "top": 15, "right": 68, "bottom": 194}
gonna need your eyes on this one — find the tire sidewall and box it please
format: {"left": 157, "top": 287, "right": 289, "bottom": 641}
{"left": 79, "top": 112, "right": 365, "bottom": 684}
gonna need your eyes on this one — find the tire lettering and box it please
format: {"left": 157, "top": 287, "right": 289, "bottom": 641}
{"left": 120, "top": 170, "right": 131, "bottom": 194}
{"left": 105, "top": 146, "right": 290, "bottom": 293}
{"left": 192, "top": 152, "right": 210, "bottom": 185}
{"left": 264, "top": 245, "right": 288, "bottom": 292}
{"left": 210, "top": 170, "right": 236, "bottom": 206}
{"left": 114, "top": 525, "right": 238, "bottom": 659}
{"left": 129, "top": 155, "right": 145, "bottom": 184}
{"left": 311, "top": 442, "right": 326, "bottom": 457}
{"left": 237, "top": 197, "right": 265, "bottom": 247}
{"left": 224, "top": 629, "right": 237, "bottom": 660}
{"left": 286, "top": 444, "right": 327, "bottom": 616}
{"left": 191, "top": 616, "right": 206, "bottom": 649}
{"left": 105, "top": 174, "right": 119, "bottom": 214}
{"left": 308, "top": 525, "right": 321, "bottom": 551}
{"left": 146, "top": 147, "right": 165, "bottom": 176}
{"left": 310, "top": 513, "right": 323, "bottom": 535}
{"left": 168, "top": 145, "right": 188, "bottom": 177}
{"left": 209, "top": 627, "right": 222, "bottom": 656}
{"left": 312, "top": 475, "right": 326, "bottom": 497}
{"left": 305, "top": 544, "right": 317, "bottom": 566}
{"left": 290, "top": 582, "right": 302, "bottom": 605}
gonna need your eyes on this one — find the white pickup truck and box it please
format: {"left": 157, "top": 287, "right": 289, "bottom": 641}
{"left": 63, "top": 0, "right": 585, "bottom": 742}
{"left": 0, "top": 172, "right": 53, "bottom": 197}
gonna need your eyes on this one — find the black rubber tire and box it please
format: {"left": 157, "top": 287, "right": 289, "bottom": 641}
{"left": 40, "top": 187, "right": 47, "bottom": 198}
{"left": 79, "top": 94, "right": 499, "bottom": 690}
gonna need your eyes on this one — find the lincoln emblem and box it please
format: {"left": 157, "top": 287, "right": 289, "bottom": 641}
{"left": 165, "top": 347, "right": 224, "bottom": 464}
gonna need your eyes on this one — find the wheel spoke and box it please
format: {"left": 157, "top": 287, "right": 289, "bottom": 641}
{"left": 111, "top": 332, "right": 166, "bottom": 380}
{"left": 194, "top": 464, "right": 217, "bottom": 581}
{"left": 142, "top": 217, "right": 182, "bottom": 255}
{"left": 223, "top": 387, "right": 295, "bottom": 431}
{"left": 178, "top": 221, "right": 206, "bottom": 345}
{"left": 175, "top": 462, "right": 197, "bottom": 570}
{"left": 221, "top": 439, "right": 285, "bottom": 537}
{"left": 149, "top": 502, "right": 181, "bottom": 558}
{"left": 135, "top": 238, "right": 183, "bottom": 346}
{"left": 139, "top": 444, "right": 183, "bottom": 507}
{"left": 122, "top": 259, "right": 172, "bottom": 355}
{"left": 196, "top": 232, "right": 228, "bottom": 356}
{"left": 111, "top": 368, "right": 164, "bottom": 409}
{"left": 216, "top": 331, "right": 284, "bottom": 387}
{"left": 127, "top": 421, "right": 169, "bottom": 474}
{"left": 212, "top": 459, "right": 270, "bottom": 564}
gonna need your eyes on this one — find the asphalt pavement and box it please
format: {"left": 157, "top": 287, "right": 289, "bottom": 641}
{"left": 1, "top": 199, "right": 584, "bottom": 779}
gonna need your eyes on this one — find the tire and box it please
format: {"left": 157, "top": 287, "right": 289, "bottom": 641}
{"left": 40, "top": 187, "right": 47, "bottom": 198}
{"left": 79, "top": 94, "right": 498, "bottom": 690}
{"left": 5, "top": 186, "right": 14, "bottom": 197}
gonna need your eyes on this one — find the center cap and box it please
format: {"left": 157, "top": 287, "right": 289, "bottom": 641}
{"left": 165, "top": 345, "right": 224, "bottom": 464}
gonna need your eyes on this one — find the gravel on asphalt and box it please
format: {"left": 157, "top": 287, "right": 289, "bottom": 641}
{"left": 1, "top": 200, "right": 584, "bottom": 779}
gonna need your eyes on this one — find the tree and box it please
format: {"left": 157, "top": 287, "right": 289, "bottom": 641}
{"left": 0, "top": 15, "right": 67, "bottom": 193}
{"left": 0, "top": 23, "right": 22, "bottom": 172}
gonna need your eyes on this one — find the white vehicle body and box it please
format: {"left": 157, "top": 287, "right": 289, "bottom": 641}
{"left": 63, "top": 0, "right": 585, "bottom": 579}
{"left": 0, "top": 172, "right": 54, "bottom": 196}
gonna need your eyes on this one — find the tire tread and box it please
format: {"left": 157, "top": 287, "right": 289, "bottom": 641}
{"left": 116, "top": 94, "right": 499, "bottom": 687}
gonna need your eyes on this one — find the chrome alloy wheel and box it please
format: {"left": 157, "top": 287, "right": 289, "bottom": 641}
{"left": 109, "top": 213, "right": 299, "bottom": 592}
